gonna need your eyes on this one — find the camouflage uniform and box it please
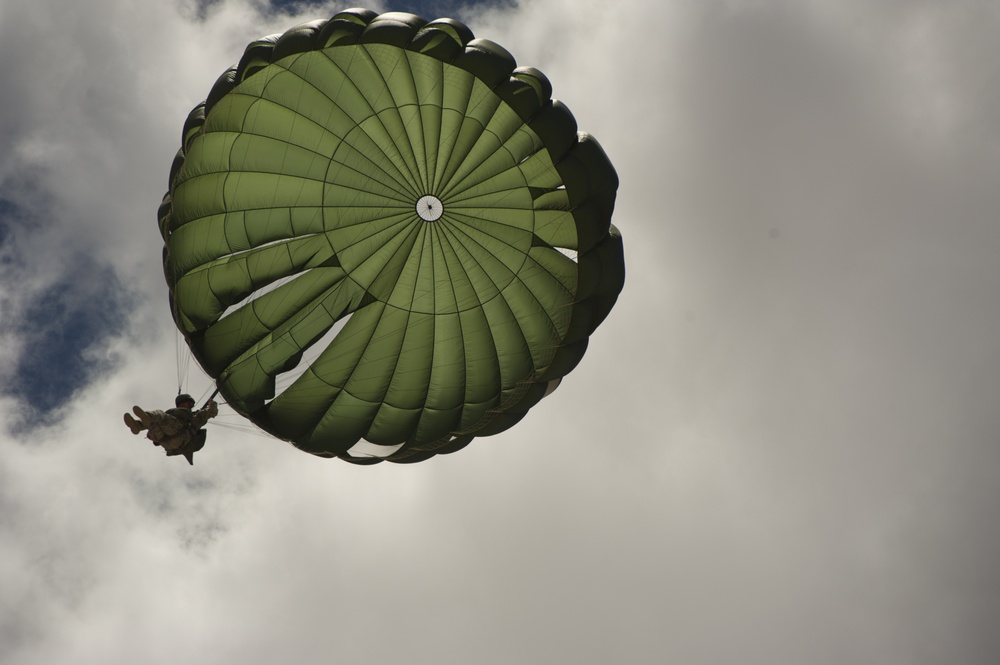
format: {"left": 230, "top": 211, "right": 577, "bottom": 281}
{"left": 144, "top": 401, "right": 218, "bottom": 453}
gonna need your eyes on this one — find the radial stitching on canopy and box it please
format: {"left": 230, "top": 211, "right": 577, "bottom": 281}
{"left": 439, "top": 218, "right": 564, "bottom": 348}
{"left": 311, "top": 46, "right": 424, "bottom": 198}
{"left": 357, "top": 43, "right": 430, "bottom": 195}
{"left": 224, "top": 85, "right": 420, "bottom": 198}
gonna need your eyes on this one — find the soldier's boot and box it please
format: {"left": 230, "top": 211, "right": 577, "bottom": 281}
{"left": 132, "top": 406, "right": 152, "bottom": 429}
{"left": 124, "top": 413, "right": 144, "bottom": 435}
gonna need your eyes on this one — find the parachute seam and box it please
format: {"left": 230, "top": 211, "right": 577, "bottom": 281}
{"left": 401, "top": 52, "right": 431, "bottom": 192}
{"left": 284, "top": 51, "right": 420, "bottom": 196}
{"left": 451, "top": 208, "right": 576, "bottom": 298}
{"left": 251, "top": 52, "right": 419, "bottom": 199}
{"left": 356, "top": 42, "right": 425, "bottom": 196}
{"left": 441, "top": 126, "right": 546, "bottom": 205}
{"left": 199, "top": 231, "right": 325, "bottom": 266}
{"left": 434, "top": 220, "right": 527, "bottom": 437}
{"left": 319, "top": 218, "right": 423, "bottom": 401}
{"left": 443, "top": 152, "right": 534, "bottom": 206}
{"left": 433, "top": 70, "right": 476, "bottom": 195}
{"left": 359, "top": 43, "right": 430, "bottom": 196}
{"left": 438, "top": 219, "right": 509, "bottom": 363}
{"left": 441, "top": 217, "right": 564, "bottom": 368}
{"left": 430, "top": 57, "right": 445, "bottom": 193}
{"left": 306, "top": 302, "right": 384, "bottom": 441}
{"left": 175, "top": 168, "right": 410, "bottom": 219}
{"left": 311, "top": 46, "right": 423, "bottom": 199}
{"left": 407, "top": 219, "right": 440, "bottom": 450}
{"left": 431, "top": 217, "right": 479, "bottom": 434}
{"left": 362, "top": 204, "right": 573, "bottom": 318}
{"left": 210, "top": 97, "right": 420, "bottom": 197}
{"left": 438, "top": 114, "right": 492, "bottom": 199}
{"left": 346, "top": 217, "right": 423, "bottom": 306}
{"left": 438, "top": 119, "right": 521, "bottom": 202}
{"left": 370, "top": 223, "right": 432, "bottom": 430}
{"left": 436, "top": 81, "right": 507, "bottom": 197}
{"left": 333, "top": 216, "right": 418, "bottom": 300}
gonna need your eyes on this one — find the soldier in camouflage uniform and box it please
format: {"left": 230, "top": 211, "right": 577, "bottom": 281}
{"left": 124, "top": 394, "right": 218, "bottom": 465}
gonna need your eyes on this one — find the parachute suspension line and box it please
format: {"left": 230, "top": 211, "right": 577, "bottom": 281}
{"left": 175, "top": 325, "right": 191, "bottom": 395}
{"left": 171, "top": 291, "right": 215, "bottom": 404}
{"left": 169, "top": 295, "right": 219, "bottom": 408}
{"left": 204, "top": 387, "right": 220, "bottom": 408}
{"left": 209, "top": 418, "right": 274, "bottom": 439}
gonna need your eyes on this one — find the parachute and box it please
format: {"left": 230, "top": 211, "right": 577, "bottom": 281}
{"left": 158, "top": 9, "right": 625, "bottom": 463}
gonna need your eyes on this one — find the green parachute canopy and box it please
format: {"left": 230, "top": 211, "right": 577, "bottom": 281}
{"left": 159, "top": 9, "right": 624, "bottom": 464}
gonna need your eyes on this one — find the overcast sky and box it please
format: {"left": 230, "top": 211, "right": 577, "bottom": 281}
{"left": 2, "top": 0, "right": 999, "bottom": 663}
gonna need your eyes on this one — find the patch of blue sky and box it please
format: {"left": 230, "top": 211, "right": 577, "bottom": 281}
{"left": 0, "top": 199, "right": 135, "bottom": 427}
{"left": 0, "top": 198, "right": 30, "bottom": 275}
{"left": 334, "top": 1, "right": 517, "bottom": 21}
{"left": 195, "top": 0, "right": 516, "bottom": 22}
{"left": 0, "top": 202, "right": 13, "bottom": 265}
{"left": 3, "top": 249, "right": 134, "bottom": 422}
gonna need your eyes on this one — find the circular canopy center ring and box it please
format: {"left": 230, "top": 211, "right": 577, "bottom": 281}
{"left": 415, "top": 195, "right": 444, "bottom": 222}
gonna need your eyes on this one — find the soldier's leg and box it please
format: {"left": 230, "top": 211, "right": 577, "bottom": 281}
{"left": 133, "top": 406, "right": 153, "bottom": 429}
{"left": 124, "top": 413, "right": 143, "bottom": 435}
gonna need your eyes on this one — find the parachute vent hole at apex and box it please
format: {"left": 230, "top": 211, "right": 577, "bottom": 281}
{"left": 415, "top": 195, "right": 444, "bottom": 222}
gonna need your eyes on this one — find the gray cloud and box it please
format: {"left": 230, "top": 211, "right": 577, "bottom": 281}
{"left": 6, "top": 258, "right": 132, "bottom": 419}
{"left": 1, "top": 1, "right": 999, "bottom": 664}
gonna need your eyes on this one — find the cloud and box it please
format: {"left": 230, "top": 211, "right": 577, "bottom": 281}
{"left": 2, "top": 1, "right": 1000, "bottom": 664}
{"left": 0, "top": 189, "right": 134, "bottom": 424}
{"left": 6, "top": 259, "right": 132, "bottom": 418}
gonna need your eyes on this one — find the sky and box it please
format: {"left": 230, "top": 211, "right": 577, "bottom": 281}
{"left": 1, "top": 0, "right": 999, "bottom": 663}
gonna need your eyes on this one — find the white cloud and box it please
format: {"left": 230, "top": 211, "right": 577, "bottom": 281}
{"left": 2, "top": 1, "right": 1000, "bottom": 664}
